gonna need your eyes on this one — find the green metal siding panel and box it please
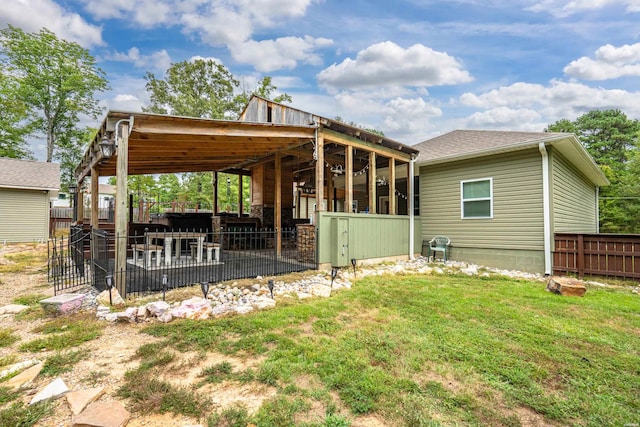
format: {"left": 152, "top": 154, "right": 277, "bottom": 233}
{"left": 551, "top": 151, "right": 597, "bottom": 233}
{"left": 0, "top": 188, "right": 50, "bottom": 242}
{"left": 420, "top": 149, "right": 544, "bottom": 251}
{"left": 317, "top": 212, "right": 418, "bottom": 265}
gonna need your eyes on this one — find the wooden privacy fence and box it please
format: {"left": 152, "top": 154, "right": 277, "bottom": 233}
{"left": 554, "top": 233, "right": 640, "bottom": 281}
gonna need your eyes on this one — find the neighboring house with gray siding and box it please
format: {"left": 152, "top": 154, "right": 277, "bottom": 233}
{"left": 414, "top": 130, "right": 608, "bottom": 274}
{"left": 0, "top": 158, "right": 60, "bottom": 242}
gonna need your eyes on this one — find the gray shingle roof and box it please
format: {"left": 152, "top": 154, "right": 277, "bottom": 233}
{"left": 0, "top": 157, "right": 60, "bottom": 191}
{"left": 414, "top": 130, "right": 572, "bottom": 165}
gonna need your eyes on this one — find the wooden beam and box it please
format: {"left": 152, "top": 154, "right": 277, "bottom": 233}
{"left": 91, "top": 167, "right": 99, "bottom": 227}
{"left": 369, "top": 152, "right": 376, "bottom": 214}
{"left": 389, "top": 159, "right": 396, "bottom": 215}
{"left": 275, "top": 153, "right": 282, "bottom": 257}
{"left": 315, "top": 134, "right": 325, "bottom": 215}
{"left": 115, "top": 123, "right": 129, "bottom": 298}
{"left": 345, "top": 146, "right": 353, "bottom": 213}
{"left": 321, "top": 129, "right": 412, "bottom": 162}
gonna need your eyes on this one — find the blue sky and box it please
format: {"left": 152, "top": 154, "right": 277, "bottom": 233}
{"left": 2, "top": 0, "right": 640, "bottom": 159}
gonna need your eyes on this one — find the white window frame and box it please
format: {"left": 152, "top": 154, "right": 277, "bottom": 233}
{"left": 460, "top": 177, "right": 493, "bottom": 219}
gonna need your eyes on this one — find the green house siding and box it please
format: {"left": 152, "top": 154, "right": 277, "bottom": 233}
{"left": 420, "top": 149, "right": 545, "bottom": 271}
{"left": 0, "top": 188, "right": 50, "bottom": 242}
{"left": 551, "top": 150, "right": 597, "bottom": 234}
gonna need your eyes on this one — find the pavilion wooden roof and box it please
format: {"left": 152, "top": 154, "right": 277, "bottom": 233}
{"left": 75, "top": 111, "right": 317, "bottom": 181}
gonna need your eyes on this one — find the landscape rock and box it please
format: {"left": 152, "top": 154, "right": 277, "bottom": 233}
{"left": 66, "top": 386, "right": 105, "bottom": 415}
{"left": 546, "top": 276, "right": 587, "bottom": 297}
{"left": 0, "top": 304, "right": 30, "bottom": 315}
{"left": 310, "top": 284, "right": 332, "bottom": 298}
{"left": 0, "top": 359, "right": 38, "bottom": 381}
{"left": 96, "top": 289, "right": 125, "bottom": 306}
{"left": 146, "top": 300, "right": 171, "bottom": 317}
{"left": 29, "top": 378, "right": 69, "bottom": 405}
{"left": 252, "top": 296, "right": 276, "bottom": 310}
{"left": 157, "top": 312, "right": 173, "bottom": 323}
{"left": 40, "top": 294, "right": 85, "bottom": 315}
{"left": 6, "top": 362, "right": 44, "bottom": 389}
{"left": 72, "top": 401, "right": 130, "bottom": 427}
{"left": 171, "top": 297, "right": 212, "bottom": 320}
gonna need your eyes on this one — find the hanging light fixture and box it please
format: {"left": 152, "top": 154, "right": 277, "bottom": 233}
{"left": 99, "top": 135, "right": 115, "bottom": 159}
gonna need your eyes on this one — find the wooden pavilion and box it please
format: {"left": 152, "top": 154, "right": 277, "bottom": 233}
{"left": 74, "top": 96, "right": 418, "bottom": 295}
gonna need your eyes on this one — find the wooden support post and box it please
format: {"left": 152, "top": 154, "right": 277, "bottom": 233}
{"left": 315, "top": 134, "right": 325, "bottom": 215}
{"left": 345, "top": 146, "right": 353, "bottom": 213}
{"left": 327, "top": 164, "right": 334, "bottom": 212}
{"left": 91, "top": 167, "right": 99, "bottom": 227}
{"left": 238, "top": 175, "right": 243, "bottom": 217}
{"left": 213, "top": 172, "right": 218, "bottom": 215}
{"left": 389, "top": 159, "right": 396, "bottom": 215}
{"left": 368, "top": 152, "right": 376, "bottom": 214}
{"left": 115, "top": 123, "right": 129, "bottom": 299}
{"left": 76, "top": 188, "right": 84, "bottom": 224}
{"left": 275, "top": 153, "right": 282, "bottom": 257}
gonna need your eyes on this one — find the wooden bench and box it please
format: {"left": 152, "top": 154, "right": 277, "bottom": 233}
{"left": 131, "top": 244, "right": 163, "bottom": 267}
{"left": 189, "top": 242, "right": 221, "bottom": 262}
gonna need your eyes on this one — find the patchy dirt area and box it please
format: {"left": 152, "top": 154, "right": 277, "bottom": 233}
{"left": 0, "top": 243, "right": 575, "bottom": 426}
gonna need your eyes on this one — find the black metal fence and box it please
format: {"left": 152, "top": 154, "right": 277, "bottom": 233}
{"left": 48, "top": 226, "right": 317, "bottom": 297}
{"left": 47, "top": 225, "right": 93, "bottom": 294}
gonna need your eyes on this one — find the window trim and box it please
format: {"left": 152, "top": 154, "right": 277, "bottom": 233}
{"left": 460, "top": 177, "right": 493, "bottom": 219}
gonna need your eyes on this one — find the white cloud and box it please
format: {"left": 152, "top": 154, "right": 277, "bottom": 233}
{"left": 463, "top": 107, "right": 543, "bottom": 130}
{"left": 106, "top": 48, "right": 172, "bottom": 71}
{"left": 527, "top": 0, "right": 640, "bottom": 16}
{"left": 231, "top": 36, "right": 333, "bottom": 72}
{"left": 81, "top": 0, "right": 319, "bottom": 71}
{"left": 564, "top": 43, "right": 640, "bottom": 80}
{"left": 101, "top": 75, "right": 149, "bottom": 113}
{"left": 0, "top": 0, "right": 103, "bottom": 47}
{"left": 317, "top": 41, "right": 473, "bottom": 91}
{"left": 458, "top": 79, "right": 640, "bottom": 128}
{"left": 382, "top": 97, "right": 443, "bottom": 141}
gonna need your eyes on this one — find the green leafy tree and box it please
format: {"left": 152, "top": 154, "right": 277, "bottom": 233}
{"left": 0, "top": 25, "right": 108, "bottom": 180}
{"left": 0, "top": 67, "right": 32, "bottom": 158}
{"left": 546, "top": 110, "right": 640, "bottom": 233}
{"left": 144, "top": 60, "right": 290, "bottom": 209}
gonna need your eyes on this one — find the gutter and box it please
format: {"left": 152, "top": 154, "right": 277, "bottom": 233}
{"left": 538, "top": 143, "right": 552, "bottom": 276}
{"left": 409, "top": 154, "right": 416, "bottom": 260}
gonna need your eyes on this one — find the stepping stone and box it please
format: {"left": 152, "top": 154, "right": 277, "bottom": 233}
{"left": 30, "top": 378, "right": 69, "bottom": 405}
{"left": 6, "top": 362, "right": 43, "bottom": 389}
{"left": 66, "top": 386, "right": 106, "bottom": 415}
{"left": 0, "top": 304, "right": 30, "bottom": 315}
{"left": 0, "top": 359, "right": 38, "bottom": 380}
{"left": 40, "top": 294, "right": 85, "bottom": 315}
{"left": 72, "top": 401, "right": 130, "bottom": 427}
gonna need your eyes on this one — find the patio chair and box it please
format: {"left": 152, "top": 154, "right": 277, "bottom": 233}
{"left": 424, "top": 236, "right": 450, "bottom": 262}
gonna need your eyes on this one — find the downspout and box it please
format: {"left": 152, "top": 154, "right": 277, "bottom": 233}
{"left": 538, "top": 143, "right": 552, "bottom": 276}
{"left": 409, "top": 154, "right": 416, "bottom": 260}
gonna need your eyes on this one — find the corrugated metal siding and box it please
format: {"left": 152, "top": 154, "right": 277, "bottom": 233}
{"left": 551, "top": 150, "right": 597, "bottom": 233}
{"left": 0, "top": 188, "right": 50, "bottom": 242}
{"left": 420, "top": 149, "right": 544, "bottom": 250}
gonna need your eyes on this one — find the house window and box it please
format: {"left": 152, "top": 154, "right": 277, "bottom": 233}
{"left": 461, "top": 178, "right": 492, "bottom": 219}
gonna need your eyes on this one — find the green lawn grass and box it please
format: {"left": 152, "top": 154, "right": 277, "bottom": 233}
{"left": 138, "top": 273, "right": 640, "bottom": 426}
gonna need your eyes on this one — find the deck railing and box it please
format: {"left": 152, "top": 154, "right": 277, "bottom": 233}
{"left": 48, "top": 227, "right": 317, "bottom": 297}
{"left": 553, "top": 233, "right": 640, "bottom": 281}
